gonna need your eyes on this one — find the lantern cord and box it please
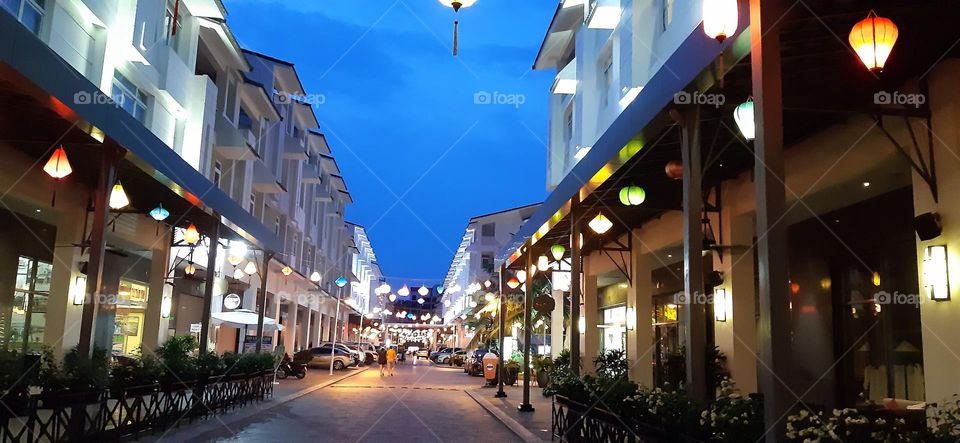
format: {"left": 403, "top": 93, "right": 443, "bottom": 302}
{"left": 453, "top": 20, "right": 459, "bottom": 56}
{"left": 51, "top": 179, "right": 58, "bottom": 207}
{"left": 718, "top": 50, "right": 725, "bottom": 89}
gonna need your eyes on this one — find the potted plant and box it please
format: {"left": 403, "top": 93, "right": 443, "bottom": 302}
{"left": 532, "top": 354, "right": 553, "bottom": 388}
{"left": 504, "top": 360, "right": 520, "bottom": 386}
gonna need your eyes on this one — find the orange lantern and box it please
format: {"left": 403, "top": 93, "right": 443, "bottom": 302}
{"left": 849, "top": 11, "right": 898, "bottom": 72}
{"left": 183, "top": 223, "right": 200, "bottom": 245}
{"left": 506, "top": 277, "right": 520, "bottom": 289}
{"left": 665, "top": 160, "right": 684, "bottom": 180}
{"left": 43, "top": 146, "right": 72, "bottom": 179}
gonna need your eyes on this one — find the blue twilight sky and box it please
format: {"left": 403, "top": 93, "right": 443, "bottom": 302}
{"left": 224, "top": 0, "right": 557, "bottom": 285}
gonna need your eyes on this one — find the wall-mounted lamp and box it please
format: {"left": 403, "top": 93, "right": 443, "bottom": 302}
{"left": 625, "top": 307, "right": 636, "bottom": 330}
{"left": 924, "top": 245, "right": 950, "bottom": 301}
{"left": 714, "top": 288, "right": 728, "bottom": 321}
{"left": 71, "top": 275, "right": 87, "bottom": 305}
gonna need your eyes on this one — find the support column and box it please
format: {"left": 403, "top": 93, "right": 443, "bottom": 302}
{"left": 45, "top": 204, "right": 86, "bottom": 354}
{"left": 750, "top": 0, "right": 792, "bottom": 438}
{"left": 626, "top": 239, "right": 654, "bottom": 386}
{"left": 582, "top": 256, "right": 599, "bottom": 374}
{"left": 142, "top": 232, "right": 171, "bottom": 351}
{"left": 78, "top": 147, "right": 122, "bottom": 357}
{"left": 284, "top": 296, "right": 297, "bottom": 352}
{"left": 199, "top": 221, "right": 220, "bottom": 353}
{"left": 680, "top": 104, "right": 707, "bottom": 402}
{"left": 519, "top": 245, "right": 534, "bottom": 412}
{"left": 550, "top": 288, "right": 564, "bottom": 358}
{"left": 496, "top": 264, "right": 507, "bottom": 398}
{"left": 255, "top": 251, "right": 274, "bottom": 352}
{"left": 716, "top": 200, "right": 759, "bottom": 393}
{"left": 569, "top": 197, "right": 582, "bottom": 375}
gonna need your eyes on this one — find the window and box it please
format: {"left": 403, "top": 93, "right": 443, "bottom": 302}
{"left": 4, "top": 256, "right": 52, "bottom": 352}
{"left": 313, "top": 203, "right": 320, "bottom": 224}
{"left": 213, "top": 161, "right": 222, "bottom": 187}
{"left": 662, "top": 0, "right": 675, "bottom": 30}
{"left": 112, "top": 72, "right": 149, "bottom": 123}
{"left": 600, "top": 54, "right": 614, "bottom": 108}
{"left": 249, "top": 192, "right": 256, "bottom": 214}
{"left": 238, "top": 108, "right": 253, "bottom": 130}
{"left": 163, "top": 0, "right": 183, "bottom": 54}
{"left": 481, "top": 253, "right": 494, "bottom": 274}
{"left": 1, "top": 0, "right": 44, "bottom": 35}
{"left": 481, "top": 223, "right": 495, "bottom": 238}
{"left": 274, "top": 217, "right": 281, "bottom": 236}
{"left": 298, "top": 183, "right": 306, "bottom": 209}
{"left": 292, "top": 234, "right": 299, "bottom": 259}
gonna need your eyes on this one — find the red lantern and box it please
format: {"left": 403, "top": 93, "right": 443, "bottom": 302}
{"left": 665, "top": 160, "right": 684, "bottom": 180}
{"left": 43, "top": 146, "right": 72, "bottom": 179}
{"left": 183, "top": 223, "right": 200, "bottom": 245}
{"left": 506, "top": 277, "right": 520, "bottom": 289}
{"left": 849, "top": 11, "right": 898, "bottom": 72}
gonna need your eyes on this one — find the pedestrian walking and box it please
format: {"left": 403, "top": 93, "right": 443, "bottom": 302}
{"left": 386, "top": 346, "right": 397, "bottom": 376}
{"left": 377, "top": 347, "right": 388, "bottom": 376}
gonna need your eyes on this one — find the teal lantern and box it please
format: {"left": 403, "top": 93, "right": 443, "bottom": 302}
{"left": 619, "top": 185, "right": 646, "bottom": 206}
{"left": 150, "top": 205, "right": 170, "bottom": 221}
{"left": 335, "top": 276, "right": 348, "bottom": 287}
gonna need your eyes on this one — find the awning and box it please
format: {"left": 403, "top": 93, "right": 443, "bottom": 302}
{"left": 0, "top": 12, "right": 283, "bottom": 253}
{"left": 212, "top": 309, "right": 284, "bottom": 331}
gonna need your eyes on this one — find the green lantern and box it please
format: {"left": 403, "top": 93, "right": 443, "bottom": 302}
{"left": 550, "top": 244, "right": 566, "bottom": 261}
{"left": 619, "top": 185, "right": 646, "bottom": 206}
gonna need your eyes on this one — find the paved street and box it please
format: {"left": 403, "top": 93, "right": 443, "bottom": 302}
{"left": 174, "top": 360, "right": 522, "bottom": 443}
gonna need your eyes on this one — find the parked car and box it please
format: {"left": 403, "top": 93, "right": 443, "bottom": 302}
{"left": 317, "top": 343, "right": 361, "bottom": 367}
{"left": 416, "top": 349, "right": 430, "bottom": 360}
{"left": 433, "top": 349, "right": 465, "bottom": 365}
{"left": 440, "top": 350, "right": 467, "bottom": 365}
{"left": 306, "top": 347, "right": 352, "bottom": 370}
{"left": 429, "top": 347, "right": 463, "bottom": 362}
{"left": 344, "top": 342, "right": 377, "bottom": 365}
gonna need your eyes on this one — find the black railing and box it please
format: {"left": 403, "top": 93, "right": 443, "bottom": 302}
{"left": 0, "top": 370, "right": 273, "bottom": 442}
{"left": 551, "top": 396, "right": 703, "bottom": 443}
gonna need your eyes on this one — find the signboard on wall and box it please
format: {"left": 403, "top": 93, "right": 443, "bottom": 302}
{"left": 242, "top": 335, "right": 273, "bottom": 353}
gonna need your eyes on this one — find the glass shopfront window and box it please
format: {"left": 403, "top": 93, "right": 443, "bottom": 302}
{"left": 600, "top": 306, "right": 626, "bottom": 352}
{"left": 113, "top": 279, "right": 148, "bottom": 356}
{"left": 4, "top": 256, "right": 51, "bottom": 352}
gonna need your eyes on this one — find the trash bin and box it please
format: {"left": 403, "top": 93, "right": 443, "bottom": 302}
{"left": 483, "top": 352, "right": 499, "bottom": 386}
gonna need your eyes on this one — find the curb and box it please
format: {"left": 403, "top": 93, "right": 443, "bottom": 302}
{"left": 465, "top": 389, "right": 544, "bottom": 443}
{"left": 145, "top": 367, "right": 368, "bottom": 442}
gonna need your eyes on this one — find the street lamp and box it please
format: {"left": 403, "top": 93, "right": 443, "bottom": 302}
{"left": 330, "top": 276, "right": 348, "bottom": 375}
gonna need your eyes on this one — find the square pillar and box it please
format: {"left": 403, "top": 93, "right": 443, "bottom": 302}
{"left": 627, "top": 241, "right": 654, "bottom": 387}
{"left": 284, "top": 296, "right": 297, "bottom": 352}
{"left": 551, "top": 289, "right": 565, "bottom": 358}
{"left": 142, "top": 235, "right": 171, "bottom": 351}
{"left": 45, "top": 204, "right": 87, "bottom": 354}
{"left": 582, "top": 256, "right": 600, "bottom": 374}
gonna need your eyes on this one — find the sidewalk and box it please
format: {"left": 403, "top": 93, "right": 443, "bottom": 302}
{"left": 137, "top": 366, "right": 368, "bottom": 442}
{"left": 466, "top": 381, "right": 554, "bottom": 442}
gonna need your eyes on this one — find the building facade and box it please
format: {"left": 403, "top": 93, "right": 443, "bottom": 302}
{"left": 0, "top": 0, "right": 365, "bottom": 358}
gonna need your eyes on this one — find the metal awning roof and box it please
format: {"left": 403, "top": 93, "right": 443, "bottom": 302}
{"left": 0, "top": 12, "right": 283, "bottom": 252}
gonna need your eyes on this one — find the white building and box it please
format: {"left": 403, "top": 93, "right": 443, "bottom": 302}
{"left": 347, "top": 222, "right": 382, "bottom": 315}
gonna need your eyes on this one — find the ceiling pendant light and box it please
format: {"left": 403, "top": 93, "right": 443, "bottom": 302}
{"left": 516, "top": 270, "right": 527, "bottom": 284}
{"left": 418, "top": 285, "right": 430, "bottom": 296}
{"left": 417, "top": 297, "right": 426, "bottom": 304}
{"left": 702, "top": 0, "right": 738, "bottom": 42}
{"left": 243, "top": 260, "right": 257, "bottom": 275}
{"left": 849, "top": 11, "right": 898, "bottom": 72}
{"left": 183, "top": 223, "right": 201, "bottom": 245}
{"left": 551, "top": 244, "right": 566, "bottom": 262}
{"left": 184, "top": 262, "right": 196, "bottom": 276}
{"left": 618, "top": 185, "right": 646, "bottom": 206}
{"left": 310, "top": 271, "right": 321, "bottom": 282}
{"left": 398, "top": 285, "right": 410, "bottom": 297}
{"left": 507, "top": 277, "right": 520, "bottom": 289}
{"left": 227, "top": 255, "right": 243, "bottom": 266}
{"left": 589, "top": 213, "right": 614, "bottom": 234}
{"left": 109, "top": 182, "right": 130, "bottom": 210}
{"left": 44, "top": 146, "right": 72, "bottom": 179}
{"left": 150, "top": 205, "right": 170, "bottom": 222}
{"left": 233, "top": 267, "right": 244, "bottom": 279}
{"left": 389, "top": 293, "right": 397, "bottom": 302}
{"left": 733, "top": 98, "right": 755, "bottom": 140}
{"left": 537, "top": 255, "right": 550, "bottom": 271}
{"left": 281, "top": 266, "right": 293, "bottom": 276}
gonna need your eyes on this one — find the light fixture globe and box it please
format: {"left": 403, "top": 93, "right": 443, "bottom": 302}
{"left": 418, "top": 285, "right": 430, "bottom": 296}
{"left": 43, "top": 146, "right": 72, "bottom": 179}
{"left": 417, "top": 297, "right": 425, "bottom": 304}
{"left": 150, "top": 205, "right": 170, "bottom": 222}
{"left": 398, "top": 285, "right": 411, "bottom": 297}
{"left": 183, "top": 223, "right": 201, "bottom": 245}
{"left": 308, "top": 271, "right": 321, "bottom": 282}
{"left": 281, "top": 266, "right": 293, "bottom": 276}
{"left": 537, "top": 255, "right": 550, "bottom": 271}
{"left": 109, "top": 182, "right": 130, "bottom": 210}
{"left": 618, "top": 185, "right": 646, "bottom": 206}
{"left": 336, "top": 276, "right": 348, "bottom": 288}
{"left": 184, "top": 263, "right": 196, "bottom": 276}
{"left": 849, "top": 11, "right": 898, "bottom": 72}
{"left": 589, "top": 213, "right": 614, "bottom": 234}
{"left": 734, "top": 99, "right": 756, "bottom": 140}
{"left": 243, "top": 261, "right": 257, "bottom": 275}
{"left": 551, "top": 244, "right": 566, "bottom": 261}
{"left": 702, "top": 0, "right": 738, "bottom": 42}
{"left": 388, "top": 293, "right": 397, "bottom": 302}
{"left": 507, "top": 277, "right": 520, "bottom": 289}
{"left": 233, "top": 268, "right": 244, "bottom": 279}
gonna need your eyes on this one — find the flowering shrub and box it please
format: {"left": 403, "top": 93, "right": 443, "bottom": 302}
{"left": 625, "top": 386, "right": 700, "bottom": 433}
{"left": 700, "top": 379, "right": 763, "bottom": 442}
{"left": 786, "top": 408, "right": 916, "bottom": 442}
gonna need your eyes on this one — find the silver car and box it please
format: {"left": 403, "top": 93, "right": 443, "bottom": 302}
{"left": 306, "top": 347, "right": 352, "bottom": 370}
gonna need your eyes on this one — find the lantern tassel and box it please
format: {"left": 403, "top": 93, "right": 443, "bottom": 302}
{"left": 719, "top": 49, "right": 725, "bottom": 89}
{"left": 50, "top": 180, "right": 58, "bottom": 207}
{"left": 453, "top": 20, "right": 459, "bottom": 56}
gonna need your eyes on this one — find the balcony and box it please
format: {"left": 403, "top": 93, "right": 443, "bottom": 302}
{"left": 302, "top": 162, "right": 321, "bottom": 184}
{"left": 214, "top": 114, "right": 259, "bottom": 160}
{"left": 282, "top": 132, "right": 308, "bottom": 160}
{"left": 252, "top": 158, "right": 285, "bottom": 193}
{"left": 552, "top": 58, "right": 577, "bottom": 95}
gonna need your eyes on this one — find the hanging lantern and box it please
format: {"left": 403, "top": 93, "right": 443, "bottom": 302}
{"left": 336, "top": 276, "right": 348, "bottom": 287}
{"left": 702, "top": 0, "right": 738, "bottom": 42}
{"left": 43, "top": 146, "right": 72, "bottom": 179}
{"left": 516, "top": 270, "right": 527, "bottom": 284}
{"left": 281, "top": 266, "right": 293, "bottom": 276}
{"left": 438, "top": 0, "right": 477, "bottom": 56}
{"left": 484, "top": 280, "right": 492, "bottom": 288}
{"left": 109, "top": 182, "right": 130, "bottom": 210}
{"left": 389, "top": 293, "right": 397, "bottom": 302}
{"left": 733, "top": 98, "right": 756, "bottom": 140}
{"left": 618, "top": 185, "right": 646, "bottom": 206}
{"left": 184, "top": 262, "right": 196, "bottom": 276}
{"left": 417, "top": 297, "right": 426, "bottom": 304}
{"left": 507, "top": 277, "right": 520, "bottom": 289}
{"left": 550, "top": 244, "right": 566, "bottom": 262}
{"left": 398, "top": 285, "right": 411, "bottom": 297}
{"left": 849, "top": 11, "right": 898, "bottom": 72}
{"left": 227, "top": 255, "right": 243, "bottom": 266}
{"left": 444, "top": 299, "right": 451, "bottom": 307}
{"left": 243, "top": 260, "right": 257, "bottom": 275}
{"left": 310, "top": 271, "right": 321, "bottom": 282}
{"left": 436, "top": 285, "right": 445, "bottom": 294}
{"left": 537, "top": 255, "right": 550, "bottom": 271}
{"left": 182, "top": 223, "right": 200, "bottom": 245}
{"left": 418, "top": 285, "right": 430, "bottom": 296}
{"left": 665, "top": 160, "right": 684, "bottom": 180}
{"left": 589, "top": 213, "right": 614, "bottom": 234}
{"left": 233, "top": 267, "right": 244, "bottom": 279}
{"left": 149, "top": 205, "right": 170, "bottom": 222}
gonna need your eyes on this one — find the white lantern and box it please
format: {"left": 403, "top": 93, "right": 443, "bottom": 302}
{"left": 733, "top": 99, "right": 755, "bottom": 141}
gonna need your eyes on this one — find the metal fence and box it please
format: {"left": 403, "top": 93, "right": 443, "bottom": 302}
{"left": 0, "top": 371, "right": 273, "bottom": 442}
{"left": 551, "top": 396, "right": 703, "bottom": 443}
